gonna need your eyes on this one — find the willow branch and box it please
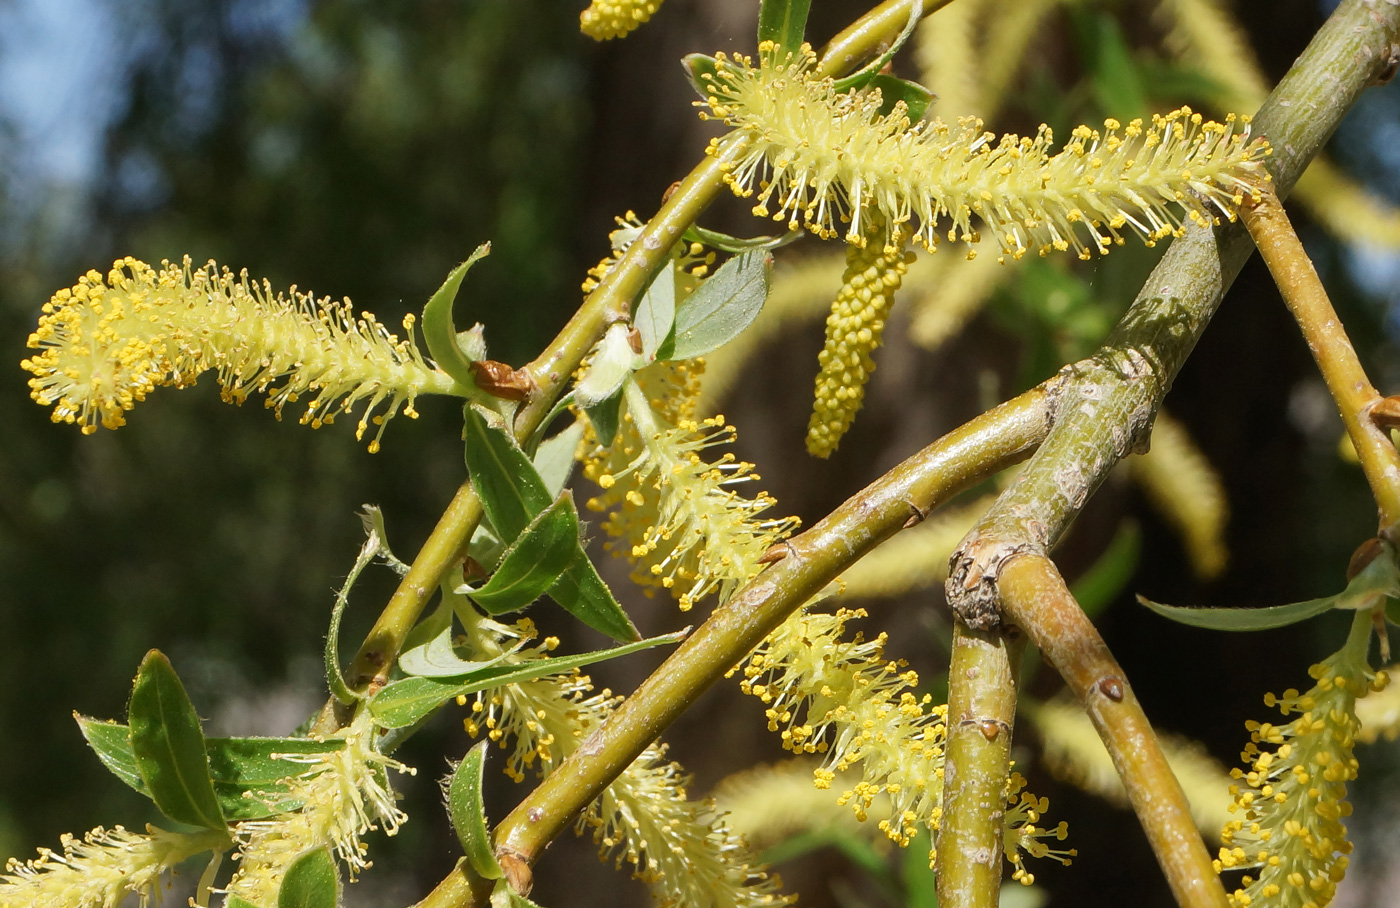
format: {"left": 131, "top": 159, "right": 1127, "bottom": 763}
{"left": 940, "top": 0, "right": 1400, "bottom": 903}
{"left": 935, "top": 624, "right": 1024, "bottom": 908}
{"left": 998, "top": 555, "right": 1221, "bottom": 908}
{"left": 1241, "top": 181, "right": 1400, "bottom": 534}
{"left": 348, "top": 0, "right": 954, "bottom": 696}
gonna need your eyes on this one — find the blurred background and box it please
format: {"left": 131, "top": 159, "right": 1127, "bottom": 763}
{"left": 2, "top": 0, "right": 1400, "bottom": 906}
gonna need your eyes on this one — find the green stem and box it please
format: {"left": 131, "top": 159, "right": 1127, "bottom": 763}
{"left": 935, "top": 624, "right": 1024, "bottom": 908}
{"left": 1240, "top": 182, "right": 1400, "bottom": 534}
{"left": 939, "top": 0, "right": 1400, "bottom": 901}
{"left": 491, "top": 390, "right": 1051, "bottom": 865}
{"left": 816, "top": 0, "right": 953, "bottom": 77}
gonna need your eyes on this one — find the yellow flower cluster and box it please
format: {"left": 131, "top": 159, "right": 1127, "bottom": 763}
{"left": 807, "top": 222, "right": 915, "bottom": 457}
{"left": 0, "top": 825, "right": 224, "bottom": 908}
{"left": 226, "top": 713, "right": 411, "bottom": 905}
{"left": 580, "top": 0, "right": 665, "bottom": 41}
{"left": 457, "top": 611, "right": 788, "bottom": 908}
{"left": 1215, "top": 617, "right": 1385, "bottom": 908}
{"left": 581, "top": 362, "right": 799, "bottom": 611}
{"left": 697, "top": 43, "right": 1269, "bottom": 260}
{"left": 22, "top": 257, "right": 457, "bottom": 451}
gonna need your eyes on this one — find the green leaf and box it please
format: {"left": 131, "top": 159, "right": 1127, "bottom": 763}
{"left": 227, "top": 897, "right": 262, "bottom": 908}
{"left": 1138, "top": 593, "right": 1340, "bottom": 631}
{"left": 1140, "top": 540, "right": 1400, "bottom": 631}
{"left": 463, "top": 404, "right": 553, "bottom": 542}
{"left": 401, "top": 602, "right": 455, "bottom": 660}
{"left": 449, "top": 741, "right": 503, "bottom": 879}
{"left": 369, "top": 630, "right": 687, "bottom": 728}
{"left": 681, "top": 224, "right": 801, "bottom": 254}
{"left": 76, "top": 715, "right": 148, "bottom": 795}
{"left": 205, "top": 736, "right": 347, "bottom": 820}
{"left": 491, "top": 879, "right": 547, "bottom": 908}
{"left": 832, "top": 6, "right": 921, "bottom": 93}
{"left": 757, "top": 0, "right": 811, "bottom": 55}
{"left": 128, "top": 651, "right": 226, "bottom": 830}
{"left": 400, "top": 624, "right": 515, "bottom": 679}
{"left": 583, "top": 390, "right": 624, "bottom": 448}
{"left": 533, "top": 420, "right": 586, "bottom": 498}
{"left": 76, "top": 718, "right": 345, "bottom": 820}
{"left": 422, "top": 244, "right": 492, "bottom": 388}
{"left": 545, "top": 545, "right": 639, "bottom": 642}
{"left": 668, "top": 251, "right": 771, "bottom": 360}
{"left": 681, "top": 53, "right": 722, "bottom": 101}
{"left": 470, "top": 495, "right": 582, "bottom": 615}
{"left": 866, "top": 73, "right": 935, "bottom": 121}
{"left": 634, "top": 265, "right": 676, "bottom": 361}
{"left": 575, "top": 323, "right": 638, "bottom": 409}
{"left": 278, "top": 847, "right": 340, "bottom": 908}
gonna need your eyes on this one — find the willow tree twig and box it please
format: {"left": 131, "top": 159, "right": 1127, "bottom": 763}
{"left": 940, "top": 1, "right": 1400, "bottom": 904}
{"left": 997, "top": 555, "right": 1221, "bottom": 907}
{"left": 409, "top": 383, "right": 1056, "bottom": 908}
{"left": 935, "top": 624, "right": 1024, "bottom": 908}
{"left": 346, "top": 0, "right": 953, "bottom": 700}
{"left": 1241, "top": 181, "right": 1400, "bottom": 534}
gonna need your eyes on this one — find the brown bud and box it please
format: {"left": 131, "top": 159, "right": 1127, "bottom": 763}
{"left": 1098, "top": 677, "right": 1124, "bottom": 702}
{"left": 498, "top": 849, "right": 533, "bottom": 897}
{"left": 1348, "top": 537, "right": 1386, "bottom": 581}
{"left": 469, "top": 360, "right": 536, "bottom": 401}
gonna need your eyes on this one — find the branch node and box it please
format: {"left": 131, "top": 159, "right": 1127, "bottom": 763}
{"left": 945, "top": 535, "right": 1042, "bottom": 631}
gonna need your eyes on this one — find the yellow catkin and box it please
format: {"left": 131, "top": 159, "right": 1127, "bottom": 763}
{"left": 580, "top": 0, "right": 664, "bottom": 41}
{"left": 1130, "top": 412, "right": 1230, "bottom": 580}
{"left": 22, "top": 257, "right": 455, "bottom": 451}
{"left": 698, "top": 43, "right": 1268, "bottom": 259}
{"left": 806, "top": 223, "right": 915, "bottom": 457}
{"left": 458, "top": 613, "right": 787, "bottom": 908}
{"left": 1161, "top": 0, "right": 1400, "bottom": 249}
{"left": 1215, "top": 617, "right": 1387, "bottom": 908}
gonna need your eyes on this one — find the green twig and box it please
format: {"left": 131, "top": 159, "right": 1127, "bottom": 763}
{"left": 940, "top": 0, "right": 1400, "bottom": 902}
{"left": 408, "top": 385, "right": 1054, "bottom": 908}
{"left": 935, "top": 624, "right": 1024, "bottom": 908}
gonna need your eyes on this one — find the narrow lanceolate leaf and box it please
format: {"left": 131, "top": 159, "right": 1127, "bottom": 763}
{"left": 866, "top": 73, "right": 935, "bottom": 121}
{"left": 277, "top": 847, "right": 340, "bottom": 908}
{"left": 757, "top": 0, "right": 811, "bottom": 55}
{"left": 463, "top": 404, "right": 553, "bottom": 541}
{"left": 449, "top": 741, "right": 503, "bottom": 879}
{"left": 668, "top": 251, "right": 771, "bottom": 360}
{"left": 128, "top": 650, "right": 226, "bottom": 830}
{"left": 470, "top": 495, "right": 582, "bottom": 615}
{"left": 1137, "top": 592, "right": 1339, "bottom": 631}
{"left": 369, "top": 630, "right": 687, "bottom": 728}
{"left": 1140, "top": 540, "right": 1400, "bottom": 631}
{"left": 634, "top": 260, "right": 677, "bottom": 362}
{"left": 422, "top": 244, "right": 492, "bottom": 388}
{"left": 76, "top": 714, "right": 148, "bottom": 795}
{"left": 227, "top": 898, "right": 262, "bottom": 908}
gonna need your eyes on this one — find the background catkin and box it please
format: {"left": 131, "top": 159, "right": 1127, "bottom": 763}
{"left": 806, "top": 226, "right": 915, "bottom": 457}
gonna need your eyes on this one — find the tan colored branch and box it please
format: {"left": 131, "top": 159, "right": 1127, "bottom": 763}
{"left": 1241, "top": 182, "right": 1400, "bottom": 534}
{"left": 998, "top": 555, "right": 1226, "bottom": 908}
